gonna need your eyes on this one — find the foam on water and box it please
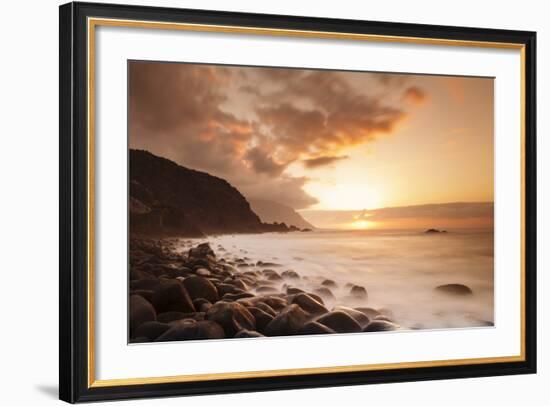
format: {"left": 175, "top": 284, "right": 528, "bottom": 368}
{"left": 178, "top": 229, "right": 494, "bottom": 330}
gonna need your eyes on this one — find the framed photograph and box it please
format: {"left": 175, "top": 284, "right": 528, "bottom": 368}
{"left": 59, "top": 2, "right": 536, "bottom": 403}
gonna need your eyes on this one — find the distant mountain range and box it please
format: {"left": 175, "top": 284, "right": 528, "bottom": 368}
{"left": 129, "top": 149, "right": 311, "bottom": 237}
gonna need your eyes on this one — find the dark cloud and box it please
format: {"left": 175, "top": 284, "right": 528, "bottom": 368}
{"left": 402, "top": 86, "right": 428, "bottom": 105}
{"left": 302, "top": 155, "right": 349, "bottom": 168}
{"left": 129, "top": 62, "right": 418, "bottom": 209}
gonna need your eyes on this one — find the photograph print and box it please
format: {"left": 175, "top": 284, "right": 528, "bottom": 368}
{"left": 128, "top": 61, "right": 494, "bottom": 343}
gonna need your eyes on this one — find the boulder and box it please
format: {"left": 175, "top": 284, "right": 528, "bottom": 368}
{"left": 130, "top": 278, "right": 160, "bottom": 291}
{"left": 281, "top": 270, "right": 300, "bottom": 280}
{"left": 349, "top": 285, "right": 368, "bottom": 299}
{"left": 316, "top": 311, "right": 362, "bottom": 333}
{"left": 182, "top": 276, "right": 219, "bottom": 302}
{"left": 192, "top": 298, "right": 212, "bottom": 313}
{"left": 131, "top": 289, "right": 154, "bottom": 303}
{"left": 321, "top": 279, "right": 337, "bottom": 288}
{"left": 222, "top": 292, "right": 256, "bottom": 301}
{"left": 134, "top": 321, "right": 171, "bottom": 341}
{"left": 286, "top": 287, "right": 305, "bottom": 295}
{"left": 129, "top": 295, "right": 156, "bottom": 335}
{"left": 364, "top": 320, "right": 399, "bottom": 332}
{"left": 234, "top": 329, "right": 265, "bottom": 338}
{"left": 206, "top": 301, "right": 256, "bottom": 337}
{"left": 291, "top": 293, "right": 328, "bottom": 317}
{"left": 260, "top": 296, "right": 288, "bottom": 311}
{"left": 151, "top": 280, "right": 195, "bottom": 313}
{"left": 264, "top": 304, "right": 307, "bottom": 336}
{"left": 156, "top": 311, "right": 187, "bottom": 323}
{"left": 156, "top": 320, "right": 225, "bottom": 341}
{"left": 313, "top": 287, "right": 335, "bottom": 301}
{"left": 256, "top": 286, "right": 279, "bottom": 294}
{"left": 247, "top": 307, "right": 275, "bottom": 333}
{"left": 254, "top": 302, "right": 277, "bottom": 317}
{"left": 354, "top": 307, "right": 380, "bottom": 319}
{"left": 299, "top": 321, "right": 336, "bottom": 335}
{"left": 333, "top": 306, "right": 370, "bottom": 328}
{"left": 188, "top": 243, "right": 215, "bottom": 260}
{"left": 435, "top": 284, "right": 473, "bottom": 295}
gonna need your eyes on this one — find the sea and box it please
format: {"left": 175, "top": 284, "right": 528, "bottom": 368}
{"left": 178, "top": 228, "right": 494, "bottom": 330}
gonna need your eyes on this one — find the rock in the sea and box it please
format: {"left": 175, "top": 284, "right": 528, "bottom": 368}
{"left": 222, "top": 292, "right": 256, "bottom": 301}
{"left": 195, "top": 267, "right": 211, "bottom": 277}
{"left": 193, "top": 298, "right": 212, "bottom": 313}
{"left": 264, "top": 304, "right": 307, "bottom": 336}
{"left": 260, "top": 296, "right": 288, "bottom": 311}
{"left": 254, "top": 302, "right": 277, "bottom": 317}
{"left": 435, "top": 284, "right": 473, "bottom": 295}
{"left": 333, "top": 306, "right": 371, "bottom": 328}
{"left": 316, "top": 311, "right": 362, "bottom": 333}
{"left": 299, "top": 321, "right": 336, "bottom": 335}
{"left": 354, "top": 307, "right": 380, "bottom": 319}
{"left": 206, "top": 301, "right": 256, "bottom": 337}
{"left": 256, "top": 286, "right": 279, "bottom": 294}
{"left": 151, "top": 280, "right": 195, "bottom": 314}
{"left": 156, "top": 320, "right": 225, "bottom": 341}
{"left": 263, "top": 269, "right": 283, "bottom": 281}
{"left": 134, "top": 321, "right": 171, "bottom": 341}
{"left": 188, "top": 243, "right": 215, "bottom": 260}
{"left": 182, "top": 276, "right": 219, "bottom": 302}
{"left": 247, "top": 307, "right": 274, "bottom": 333}
{"left": 286, "top": 287, "right": 305, "bottom": 295}
{"left": 234, "top": 329, "right": 265, "bottom": 338}
{"left": 321, "top": 279, "right": 337, "bottom": 288}
{"left": 364, "top": 320, "right": 399, "bottom": 332}
{"left": 281, "top": 270, "right": 300, "bottom": 280}
{"left": 291, "top": 293, "right": 328, "bottom": 317}
{"left": 130, "top": 294, "right": 156, "bottom": 335}
{"left": 349, "top": 285, "right": 368, "bottom": 299}
{"left": 313, "top": 287, "right": 335, "bottom": 301}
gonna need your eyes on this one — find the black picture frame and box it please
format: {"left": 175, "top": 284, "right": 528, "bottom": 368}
{"left": 59, "top": 1, "right": 537, "bottom": 403}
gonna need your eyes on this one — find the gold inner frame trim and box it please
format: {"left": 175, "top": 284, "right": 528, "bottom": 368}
{"left": 87, "top": 17, "right": 527, "bottom": 388}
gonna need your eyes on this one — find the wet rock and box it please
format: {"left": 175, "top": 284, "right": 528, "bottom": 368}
{"left": 299, "top": 321, "right": 336, "bottom": 335}
{"left": 291, "top": 293, "right": 328, "bottom": 317}
{"left": 262, "top": 269, "right": 283, "bottom": 281}
{"left": 131, "top": 289, "right": 154, "bottom": 303}
{"left": 313, "top": 287, "right": 335, "bottom": 301}
{"left": 349, "top": 285, "right": 368, "bottom": 299}
{"left": 206, "top": 301, "right": 256, "bottom": 337}
{"left": 256, "top": 286, "right": 279, "bottom": 294}
{"left": 216, "top": 283, "right": 244, "bottom": 297}
{"left": 286, "top": 287, "right": 305, "bottom": 295}
{"left": 195, "top": 267, "right": 211, "bottom": 277}
{"left": 222, "top": 292, "right": 255, "bottom": 301}
{"left": 435, "top": 284, "right": 473, "bottom": 295}
{"left": 193, "top": 298, "right": 212, "bottom": 313}
{"left": 316, "top": 311, "right": 362, "bottom": 333}
{"left": 156, "top": 311, "right": 187, "bottom": 323}
{"left": 130, "top": 295, "right": 156, "bottom": 335}
{"left": 333, "top": 306, "right": 371, "bottom": 328}
{"left": 264, "top": 304, "right": 307, "bottom": 336}
{"left": 321, "top": 279, "right": 337, "bottom": 288}
{"left": 156, "top": 320, "right": 225, "bottom": 341}
{"left": 308, "top": 293, "right": 325, "bottom": 305}
{"left": 254, "top": 302, "right": 277, "bottom": 317}
{"left": 354, "top": 307, "right": 380, "bottom": 319}
{"left": 134, "top": 321, "right": 171, "bottom": 341}
{"left": 188, "top": 243, "right": 215, "bottom": 260}
{"left": 247, "top": 307, "right": 274, "bottom": 333}
{"left": 374, "top": 315, "right": 394, "bottom": 323}
{"left": 182, "top": 276, "right": 219, "bottom": 302}
{"left": 281, "top": 270, "right": 300, "bottom": 280}
{"left": 152, "top": 280, "right": 195, "bottom": 314}
{"left": 130, "top": 278, "right": 160, "bottom": 291}
{"left": 260, "top": 296, "right": 288, "bottom": 311}
{"left": 234, "top": 329, "right": 265, "bottom": 338}
{"left": 364, "top": 320, "right": 399, "bottom": 332}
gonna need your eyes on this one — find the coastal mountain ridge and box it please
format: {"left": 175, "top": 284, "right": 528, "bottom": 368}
{"left": 249, "top": 198, "right": 315, "bottom": 230}
{"left": 129, "top": 149, "right": 309, "bottom": 237}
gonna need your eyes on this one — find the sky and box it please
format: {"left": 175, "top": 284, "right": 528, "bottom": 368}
{"left": 129, "top": 61, "right": 494, "bottom": 230}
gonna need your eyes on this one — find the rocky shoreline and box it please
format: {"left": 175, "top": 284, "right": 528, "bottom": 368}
{"left": 129, "top": 237, "right": 400, "bottom": 343}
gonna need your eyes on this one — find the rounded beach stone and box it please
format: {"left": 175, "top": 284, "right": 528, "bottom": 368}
{"left": 316, "top": 311, "right": 362, "bottom": 333}
{"left": 264, "top": 304, "right": 307, "bottom": 336}
{"left": 254, "top": 302, "right": 277, "bottom": 317}
{"left": 206, "top": 301, "right": 256, "bottom": 337}
{"left": 299, "top": 321, "right": 336, "bottom": 335}
{"left": 321, "top": 279, "right": 337, "bottom": 288}
{"left": 313, "top": 287, "right": 335, "bottom": 301}
{"left": 435, "top": 283, "right": 473, "bottom": 295}
{"left": 291, "top": 293, "right": 328, "bottom": 317}
{"left": 156, "top": 320, "right": 225, "bottom": 341}
{"left": 134, "top": 321, "right": 171, "bottom": 341}
{"left": 333, "top": 306, "right": 371, "bottom": 328}
{"left": 247, "top": 307, "right": 275, "bottom": 333}
{"left": 182, "top": 275, "right": 219, "bottom": 302}
{"left": 349, "top": 285, "right": 368, "bottom": 299}
{"left": 151, "top": 280, "right": 195, "bottom": 314}
{"left": 129, "top": 294, "right": 156, "bottom": 335}
{"left": 281, "top": 270, "right": 300, "bottom": 279}
{"left": 234, "top": 329, "right": 265, "bottom": 338}
{"left": 364, "top": 320, "right": 399, "bottom": 332}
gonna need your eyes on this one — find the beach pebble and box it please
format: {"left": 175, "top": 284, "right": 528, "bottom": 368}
{"left": 152, "top": 280, "right": 195, "bottom": 314}
{"left": 299, "top": 321, "right": 336, "bottom": 335}
{"left": 316, "top": 311, "right": 362, "bottom": 333}
{"left": 134, "top": 321, "right": 171, "bottom": 341}
{"left": 321, "top": 279, "right": 337, "bottom": 288}
{"left": 247, "top": 307, "right": 275, "bottom": 333}
{"left": 234, "top": 329, "right": 265, "bottom": 338}
{"left": 156, "top": 320, "right": 225, "bottom": 341}
{"left": 182, "top": 276, "right": 219, "bottom": 303}
{"left": 130, "top": 295, "right": 156, "bottom": 335}
{"left": 281, "top": 270, "right": 300, "bottom": 279}
{"left": 264, "top": 304, "right": 307, "bottom": 336}
{"left": 435, "top": 284, "right": 473, "bottom": 295}
{"left": 188, "top": 243, "right": 215, "bottom": 260}
{"left": 206, "top": 301, "right": 256, "bottom": 336}
{"left": 364, "top": 320, "right": 399, "bottom": 332}
{"left": 333, "top": 306, "right": 371, "bottom": 328}
{"left": 291, "top": 293, "right": 328, "bottom": 317}
{"left": 350, "top": 285, "right": 368, "bottom": 299}
{"left": 313, "top": 287, "right": 335, "bottom": 301}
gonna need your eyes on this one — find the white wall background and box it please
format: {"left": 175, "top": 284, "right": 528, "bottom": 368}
{"left": 0, "top": 0, "right": 546, "bottom": 404}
